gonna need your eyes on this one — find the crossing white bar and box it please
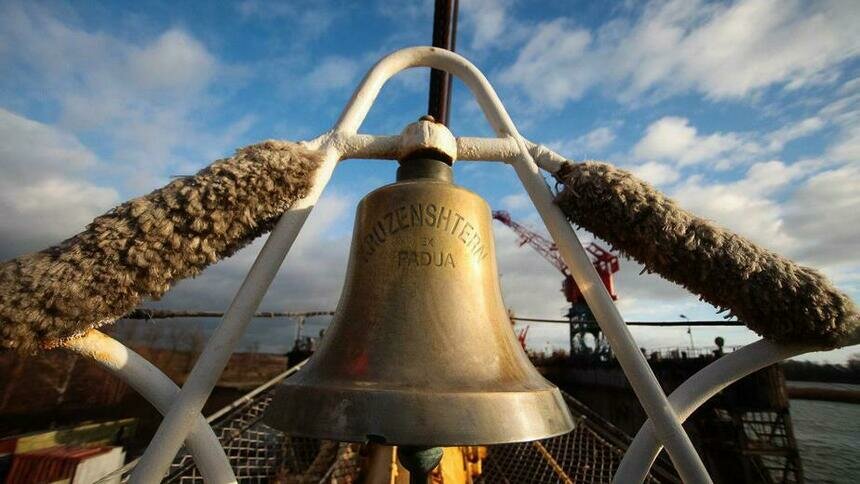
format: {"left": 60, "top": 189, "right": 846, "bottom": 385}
{"left": 130, "top": 142, "right": 341, "bottom": 482}
{"left": 62, "top": 331, "right": 236, "bottom": 483}
{"left": 613, "top": 340, "right": 812, "bottom": 483}
{"left": 330, "top": 132, "right": 564, "bottom": 169}
{"left": 509, "top": 148, "right": 710, "bottom": 483}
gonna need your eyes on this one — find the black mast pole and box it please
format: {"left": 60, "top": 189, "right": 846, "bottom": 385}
{"left": 427, "top": 0, "right": 459, "bottom": 126}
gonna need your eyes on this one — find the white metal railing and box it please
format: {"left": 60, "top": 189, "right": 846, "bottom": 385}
{"left": 59, "top": 46, "right": 828, "bottom": 483}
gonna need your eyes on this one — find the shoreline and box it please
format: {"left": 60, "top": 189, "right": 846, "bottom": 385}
{"left": 787, "top": 381, "right": 860, "bottom": 404}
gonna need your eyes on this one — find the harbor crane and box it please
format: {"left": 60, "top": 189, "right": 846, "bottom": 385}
{"left": 492, "top": 210, "right": 619, "bottom": 357}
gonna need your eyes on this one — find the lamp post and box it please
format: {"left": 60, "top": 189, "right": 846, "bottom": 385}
{"left": 680, "top": 314, "right": 695, "bottom": 350}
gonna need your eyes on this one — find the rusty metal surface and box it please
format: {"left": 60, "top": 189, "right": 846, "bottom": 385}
{"left": 264, "top": 176, "right": 573, "bottom": 446}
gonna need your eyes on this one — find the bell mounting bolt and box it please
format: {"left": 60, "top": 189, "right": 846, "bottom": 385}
{"left": 397, "top": 115, "right": 458, "bottom": 164}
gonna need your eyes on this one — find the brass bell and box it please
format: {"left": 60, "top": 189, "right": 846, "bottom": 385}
{"left": 263, "top": 155, "right": 574, "bottom": 446}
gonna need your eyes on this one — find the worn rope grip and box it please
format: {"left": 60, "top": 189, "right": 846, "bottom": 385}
{"left": 0, "top": 141, "right": 322, "bottom": 350}
{"left": 554, "top": 161, "right": 859, "bottom": 349}
{"left": 0, "top": 143, "right": 856, "bottom": 351}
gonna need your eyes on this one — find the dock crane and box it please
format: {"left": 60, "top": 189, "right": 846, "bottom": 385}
{"left": 492, "top": 210, "right": 620, "bottom": 357}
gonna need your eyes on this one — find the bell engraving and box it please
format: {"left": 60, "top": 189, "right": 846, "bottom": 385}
{"left": 263, "top": 164, "right": 574, "bottom": 446}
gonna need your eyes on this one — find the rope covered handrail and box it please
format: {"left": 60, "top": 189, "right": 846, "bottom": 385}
{"left": 2, "top": 148, "right": 857, "bottom": 351}
{"left": 0, "top": 141, "right": 322, "bottom": 351}
{"left": 554, "top": 161, "right": 858, "bottom": 349}
{"left": 0, "top": 150, "right": 858, "bottom": 349}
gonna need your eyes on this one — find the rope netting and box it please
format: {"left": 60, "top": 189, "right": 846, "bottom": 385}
{"left": 479, "top": 432, "right": 653, "bottom": 484}
{"left": 107, "top": 381, "right": 670, "bottom": 483}
{"left": 476, "top": 393, "right": 674, "bottom": 484}
{"left": 159, "top": 390, "right": 362, "bottom": 484}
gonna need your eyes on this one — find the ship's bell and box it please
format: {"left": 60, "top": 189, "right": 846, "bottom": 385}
{"left": 263, "top": 154, "right": 574, "bottom": 446}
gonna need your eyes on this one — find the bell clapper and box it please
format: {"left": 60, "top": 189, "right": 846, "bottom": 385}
{"left": 398, "top": 446, "right": 444, "bottom": 484}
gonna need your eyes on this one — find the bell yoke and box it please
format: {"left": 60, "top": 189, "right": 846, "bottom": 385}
{"left": 263, "top": 117, "right": 575, "bottom": 446}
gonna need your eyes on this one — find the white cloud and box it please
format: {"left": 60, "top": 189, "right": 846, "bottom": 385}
{"left": 579, "top": 127, "right": 616, "bottom": 151}
{"left": 0, "top": 3, "right": 235, "bottom": 190}
{"left": 500, "top": 193, "right": 530, "bottom": 211}
{"left": 766, "top": 117, "right": 825, "bottom": 151}
{"left": 784, "top": 163, "right": 860, "bottom": 266}
{"left": 633, "top": 116, "right": 697, "bottom": 161}
{"left": 460, "top": 0, "right": 525, "bottom": 51}
{"left": 828, "top": 124, "right": 860, "bottom": 161}
{"left": 236, "top": 0, "right": 340, "bottom": 37}
{"left": 501, "top": 0, "right": 860, "bottom": 105}
{"left": 820, "top": 88, "right": 860, "bottom": 162}
{"left": 1, "top": 178, "right": 117, "bottom": 241}
{"left": 499, "top": 18, "right": 593, "bottom": 105}
{"left": 0, "top": 5, "right": 256, "bottom": 257}
{"left": 819, "top": 81, "right": 860, "bottom": 127}
{"left": 633, "top": 116, "right": 758, "bottom": 166}
{"left": 128, "top": 29, "right": 216, "bottom": 91}
{"left": 0, "top": 109, "right": 97, "bottom": 181}
{"left": 304, "top": 56, "right": 360, "bottom": 94}
{"left": 631, "top": 115, "right": 824, "bottom": 169}
{"left": 732, "top": 159, "right": 807, "bottom": 195}
{"left": 671, "top": 165, "right": 798, "bottom": 254}
{"left": 549, "top": 127, "right": 618, "bottom": 160}
{"left": 0, "top": 109, "right": 118, "bottom": 259}
{"left": 629, "top": 161, "right": 680, "bottom": 186}
{"left": 666, "top": 157, "right": 859, "bottom": 274}
{"left": 671, "top": 0, "right": 858, "bottom": 97}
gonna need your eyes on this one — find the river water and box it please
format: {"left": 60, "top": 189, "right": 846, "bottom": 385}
{"left": 789, "top": 386, "right": 860, "bottom": 483}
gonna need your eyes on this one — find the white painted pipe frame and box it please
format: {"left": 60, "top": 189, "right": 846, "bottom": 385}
{"left": 63, "top": 333, "right": 310, "bottom": 484}
{"left": 81, "top": 46, "right": 819, "bottom": 482}
{"left": 61, "top": 331, "right": 237, "bottom": 483}
{"left": 613, "top": 339, "right": 814, "bottom": 483}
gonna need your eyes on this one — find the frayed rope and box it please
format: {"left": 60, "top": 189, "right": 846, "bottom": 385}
{"left": 554, "top": 161, "right": 858, "bottom": 349}
{"left": 4, "top": 147, "right": 855, "bottom": 351}
{"left": 0, "top": 141, "right": 322, "bottom": 351}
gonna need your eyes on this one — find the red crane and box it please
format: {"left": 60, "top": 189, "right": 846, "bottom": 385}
{"left": 516, "top": 326, "right": 530, "bottom": 351}
{"left": 492, "top": 210, "right": 619, "bottom": 305}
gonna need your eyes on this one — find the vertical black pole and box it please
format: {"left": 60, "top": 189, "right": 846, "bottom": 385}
{"left": 428, "top": 0, "right": 458, "bottom": 126}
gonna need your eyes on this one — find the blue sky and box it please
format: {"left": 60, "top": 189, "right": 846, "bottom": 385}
{"left": 1, "top": 0, "right": 858, "bottom": 362}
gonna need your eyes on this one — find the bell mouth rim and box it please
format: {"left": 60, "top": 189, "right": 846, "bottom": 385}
{"left": 273, "top": 374, "right": 559, "bottom": 394}
{"left": 265, "top": 421, "right": 575, "bottom": 447}
{"left": 262, "top": 382, "right": 575, "bottom": 447}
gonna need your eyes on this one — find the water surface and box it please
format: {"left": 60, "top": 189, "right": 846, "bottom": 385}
{"left": 790, "top": 398, "right": 860, "bottom": 483}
